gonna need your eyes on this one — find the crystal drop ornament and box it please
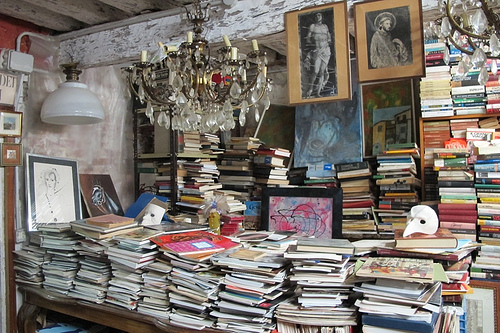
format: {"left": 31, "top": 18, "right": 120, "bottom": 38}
{"left": 441, "top": 17, "right": 452, "bottom": 37}
{"left": 478, "top": 67, "right": 490, "bottom": 85}
{"left": 491, "top": 60, "right": 498, "bottom": 76}
{"left": 158, "top": 111, "right": 168, "bottom": 127}
{"left": 229, "top": 81, "right": 242, "bottom": 99}
{"left": 472, "top": 47, "right": 487, "bottom": 68}
{"left": 490, "top": 34, "right": 500, "bottom": 57}
{"left": 472, "top": 9, "right": 488, "bottom": 34}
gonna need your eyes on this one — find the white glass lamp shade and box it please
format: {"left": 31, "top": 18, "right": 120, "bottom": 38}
{"left": 41, "top": 81, "right": 105, "bottom": 125}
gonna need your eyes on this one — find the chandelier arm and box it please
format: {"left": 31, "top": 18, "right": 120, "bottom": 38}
{"left": 480, "top": 1, "right": 500, "bottom": 35}
{"left": 140, "top": 71, "right": 176, "bottom": 106}
{"left": 445, "top": 0, "right": 488, "bottom": 40}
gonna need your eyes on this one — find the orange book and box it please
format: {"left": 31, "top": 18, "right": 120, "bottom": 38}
{"left": 394, "top": 228, "right": 458, "bottom": 249}
{"left": 85, "top": 214, "right": 135, "bottom": 228}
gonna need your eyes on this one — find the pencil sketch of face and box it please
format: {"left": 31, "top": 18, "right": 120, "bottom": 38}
{"left": 43, "top": 169, "right": 60, "bottom": 193}
{"left": 141, "top": 203, "right": 165, "bottom": 225}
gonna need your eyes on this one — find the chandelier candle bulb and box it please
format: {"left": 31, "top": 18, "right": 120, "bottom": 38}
{"left": 262, "top": 66, "right": 267, "bottom": 77}
{"left": 231, "top": 47, "right": 238, "bottom": 60}
{"left": 140, "top": 51, "right": 148, "bottom": 62}
{"left": 167, "top": 46, "right": 178, "bottom": 52}
{"left": 223, "top": 35, "right": 231, "bottom": 47}
{"left": 187, "top": 31, "right": 193, "bottom": 43}
{"left": 242, "top": 70, "right": 247, "bottom": 82}
{"left": 252, "top": 39, "right": 259, "bottom": 51}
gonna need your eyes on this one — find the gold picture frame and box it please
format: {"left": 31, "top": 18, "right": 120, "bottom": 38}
{"left": 1, "top": 143, "right": 22, "bottom": 166}
{"left": 285, "top": 1, "right": 351, "bottom": 105}
{"left": 467, "top": 279, "right": 499, "bottom": 333}
{"left": 354, "top": 0, "right": 425, "bottom": 83}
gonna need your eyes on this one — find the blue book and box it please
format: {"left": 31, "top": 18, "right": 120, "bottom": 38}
{"left": 362, "top": 311, "right": 440, "bottom": 333}
{"left": 124, "top": 193, "right": 169, "bottom": 218}
{"left": 474, "top": 163, "right": 500, "bottom": 172}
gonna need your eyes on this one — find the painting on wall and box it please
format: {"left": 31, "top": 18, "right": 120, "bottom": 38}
{"left": 255, "top": 105, "right": 296, "bottom": 154}
{"left": 362, "top": 79, "right": 415, "bottom": 157}
{"left": 80, "top": 174, "right": 124, "bottom": 217}
{"left": 294, "top": 58, "right": 361, "bottom": 171}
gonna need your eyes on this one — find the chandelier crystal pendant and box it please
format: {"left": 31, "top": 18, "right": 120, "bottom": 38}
{"left": 124, "top": 0, "right": 272, "bottom": 133}
{"left": 430, "top": 0, "right": 500, "bottom": 84}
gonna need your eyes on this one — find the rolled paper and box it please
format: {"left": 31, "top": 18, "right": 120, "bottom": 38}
{"left": 187, "top": 31, "right": 193, "bottom": 43}
{"left": 231, "top": 47, "right": 238, "bottom": 60}
{"left": 223, "top": 35, "right": 231, "bottom": 47}
{"left": 252, "top": 39, "right": 259, "bottom": 51}
{"left": 140, "top": 50, "right": 148, "bottom": 62}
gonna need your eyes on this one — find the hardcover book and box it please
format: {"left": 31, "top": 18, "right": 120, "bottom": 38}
{"left": 394, "top": 228, "right": 458, "bottom": 249}
{"left": 355, "top": 257, "right": 434, "bottom": 282}
{"left": 85, "top": 214, "right": 135, "bottom": 228}
{"left": 296, "top": 237, "right": 355, "bottom": 255}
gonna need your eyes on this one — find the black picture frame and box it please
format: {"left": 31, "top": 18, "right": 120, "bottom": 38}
{"left": 261, "top": 187, "right": 343, "bottom": 239}
{"left": 26, "top": 154, "right": 82, "bottom": 231}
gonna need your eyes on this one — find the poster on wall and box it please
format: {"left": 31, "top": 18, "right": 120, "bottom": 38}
{"left": 294, "top": 58, "right": 361, "bottom": 173}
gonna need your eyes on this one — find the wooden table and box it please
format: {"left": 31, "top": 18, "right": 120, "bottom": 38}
{"left": 17, "top": 285, "right": 221, "bottom": 333}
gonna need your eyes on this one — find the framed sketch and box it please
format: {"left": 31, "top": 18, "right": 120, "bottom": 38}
{"left": 80, "top": 173, "right": 124, "bottom": 217}
{"left": 1, "top": 143, "right": 22, "bottom": 166}
{"left": 261, "top": 187, "right": 343, "bottom": 239}
{"left": 285, "top": 1, "right": 351, "bottom": 105}
{"left": 354, "top": 0, "right": 424, "bottom": 83}
{"left": 294, "top": 58, "right": 362, "bottom": 171}
{"left": 362, "top": 79, "right": 416, "bottom": 157}
{"left": 0, "top": 111, "right": 22, "bottom": 137}
{"left": 26, "top": 154, "right": 82, "bottom": 231}
{"left": 467, "top": 279, "right": 499, "bottom": 333}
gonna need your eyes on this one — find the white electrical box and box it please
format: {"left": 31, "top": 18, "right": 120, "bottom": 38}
{"left": 8, "top": 50, "right": 34, "bottom": 74}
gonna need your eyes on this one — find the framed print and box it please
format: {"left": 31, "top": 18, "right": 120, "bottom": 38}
{"left": 26, "top": 154, "right": 82, "bottom": 231}
{"left": 1, "top": 143, "right": 22, "bottom": 166}
{"left": 294, "top": 58, "right": 362, "bottom": 171}
{"left": 0, "top": 111, "right": 22, "bottom": 137}
{"left": 362, "top": 79, "right": 416, "bottom": 157}
{"left": 80, "top": 174, "right": 124, "bottom": 217}
{"left": 467, "top": 279, "right": 499, "bottom": 333}
{"left": 285, "top": 1, "right": 351, "bottom": 105}
{"left": 261, "top": 187, "right": 343, "bottom": 239}
{"left": 354, "top": 0, "right": 425, "bottom": 83}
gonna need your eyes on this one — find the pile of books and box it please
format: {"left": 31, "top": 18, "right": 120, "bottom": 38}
{"left": 13, "top": 243, "right": 49, "bottom": 287}
{"left": 253, "top": 146, "right": 291, "bottom": 186}
{"left": 451, "top": 84, "right": 487, "bottom": 116}
{"left": 374, "top": 144, "right": 421, "bottom": 234}
{"left": 420, "top": 38, "right": 453, "bottom": 118}
{"left": 276, "top": 237, "right": 357, "bottom": 330}
{"left": 354, "top": 256, "right": 443, "bottom": 332}
{"left": 218, "top": 137, "right": 261, "bottom": 198}
{"left": 70, "top": 214, "right": 142, "bottom": 239}
{"left": 334, "top": 161, "right": 377, "bottom": 238}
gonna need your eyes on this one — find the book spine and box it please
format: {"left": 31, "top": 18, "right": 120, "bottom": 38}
{"left": 440, "top": 221, "right": 477, "bottom": 230}
{"left": 480, "top": 225, "right": 500, "bottom": 233}
{"left": 476, "top": 178, "right": 500, "bottom": 184}
{"left": 335, "top": 161, "right": 369, "bottom": 172}
{"left": 439, "top": 214, "right": 477, "bottom": 223}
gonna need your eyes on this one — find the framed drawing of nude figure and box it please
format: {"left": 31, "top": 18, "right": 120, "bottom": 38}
{"left": 285, "top": 1, "right": 351, "bottom": 105}
{"left": 354, "top": 0, "right": 425, "bottom": 83}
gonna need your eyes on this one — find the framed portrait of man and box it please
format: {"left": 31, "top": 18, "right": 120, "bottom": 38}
{"left": 354, "top": 0, "right": 425, "bottom": 83}
{"left": 285, "top": 1, "right": 351, "bottom": 105}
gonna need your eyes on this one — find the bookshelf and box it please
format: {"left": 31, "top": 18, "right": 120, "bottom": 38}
{"left": 418, "top": 112, "right": 500, "bottom": 202}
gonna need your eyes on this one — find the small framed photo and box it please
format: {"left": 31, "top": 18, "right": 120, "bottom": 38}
{"left": 261, "top": 187, "right": 343, "bottom": 239}
{"left": 26, "top": 154, "right": 82, "bottom": 231}
{"left": 467, "top": 279, "right": 499, "bottom": 333}
{"left": 285, "top": 1, "right": 351, "bottom": 105}
{"left": 0, "top": 111, "right": 22, "bottom": 137}
{"left": 1, "top": 143, "right": 23, "bottom": 166}
{"left": 354, "top": 0, "right": 425, "bottom": 83}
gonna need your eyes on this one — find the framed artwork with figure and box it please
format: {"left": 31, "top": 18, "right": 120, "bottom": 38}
{"left": 285, "top": 1, "right": 351, "bottom": 105}
{"left": 26, "top": 154, "right": 82, "bottom": 231}
{"left": 261, "top": 187, "right": 343, "bottom": 239}
{"left": 79, "top": 174, "right": 124, "bottom": 217}
{"left": 354, "top": 0, "right": 424, "bottom": 83}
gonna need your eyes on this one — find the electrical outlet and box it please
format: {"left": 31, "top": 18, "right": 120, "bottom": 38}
{"left": 15, "top": 229, "right": 26, "bottom": 243}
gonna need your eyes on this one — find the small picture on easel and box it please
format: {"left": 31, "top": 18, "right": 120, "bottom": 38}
{"left": 79, "top": 174, "right": 124, "bottom": 217}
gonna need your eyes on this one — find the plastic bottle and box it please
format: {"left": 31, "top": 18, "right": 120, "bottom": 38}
{"left": 208, "top": 201, "right": 221, "bottom": 235}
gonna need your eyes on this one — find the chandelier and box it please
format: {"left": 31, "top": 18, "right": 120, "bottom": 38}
{"left": 123, "top": 0, "right": 272, "bottom": 133}
{"left": 430, "top": 0, "right": 500, "bottom": 84}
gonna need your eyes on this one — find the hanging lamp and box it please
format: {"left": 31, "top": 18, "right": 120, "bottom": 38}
{"left": 41, "top": 63, "right": 105, "bottom": 125}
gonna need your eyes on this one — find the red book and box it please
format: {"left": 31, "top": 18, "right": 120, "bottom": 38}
{"left": 480, "top": 225, "right": 500, "bottom": 233}
{"left": 438, "top": 209, "right": 478, "bottom": 216}
{"left": 162, "top": 238, "right": 225, "bottom": 256}
{"left": 150, "top": 230, "right": 240, "bottom": 252}
{"left": 439, "top": 214, "right": 477, "bottom": 223}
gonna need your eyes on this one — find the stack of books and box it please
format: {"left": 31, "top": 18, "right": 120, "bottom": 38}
{"left": 275, "top": 238, "right": 357, "bottom": 331}
{"left": 136, "top": 258, "right": 172, "bottom": 320}
{"left": 200, "top": 132, "right": 224, "bottom": 155}
{"left": 105, "top": 260, "right": 144, "bottom": 310}
{"left": 354, "top": 256, "right": 443, "bottom": 333}
{"left": 433, "top": 148, "right": 477, "bottom": 240}
{"left": 470, "top": 244, "right": 500, "bottom": 280}
{"left": 218, "top": 137, "right": 261, "bottom": 198}
{"left": 451, "top": 84, "right": 487, "bottom": 116}
{"left": 37, "top": 224, "right": 83, "bottom": 295}
{"left": 375, "top": 145, "right": 421, "bottom": 231}
{"left": 449, "top": 118, "right": 479, "bottom": 139}
{"left": 13, "top": 242, "right": 50, "bottom": 287}
{"left": 253, "top": 146, "right": 291, "bottom": 186}
{"left": 154, "top": 162, "right": 187, "bottom": 197}
{"left": 211, "top": 246, "right": 290, "bottom": 332}
{"left": 219, "top": 213, "right": 245, "bottom": 236}
{"left": 181, "top": 131, "right": 203, "bottom": 154}
{"left": 334, "top": 161, "right": 377, "bottom": 237}
{"left": 68, "top": 253, "right": 112, "bottom": 304}
{"left": 486, "top": 67, "right": 500, "bottom": 113}
{"left": 69, "top": 215, "right": 142, "bottom": 240}
{"left": 420, "top": 39, "right": 453, "bottom": 118}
